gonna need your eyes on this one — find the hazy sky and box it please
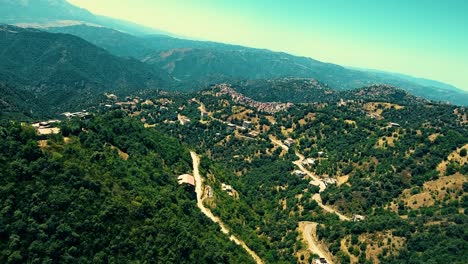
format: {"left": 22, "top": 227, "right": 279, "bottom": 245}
{"left": 68, "top": 0, "right": 468, "bottom": 90}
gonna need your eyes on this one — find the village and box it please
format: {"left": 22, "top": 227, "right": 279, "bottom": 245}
{"left": 29, "top": 89, "right": 392, "bottom": 264}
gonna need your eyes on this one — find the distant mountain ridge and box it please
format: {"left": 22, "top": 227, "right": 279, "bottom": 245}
{"left": 46, "top": 25, "right": 468, "bottom": 106}
{"left": 1, "top": 0, "right": 467, "bottom": 106}
{"left": 0, "top": 25, "right": 171, "bottom": 119}
{"left": 0, "top": 0, "right": 174, "bottom": 36}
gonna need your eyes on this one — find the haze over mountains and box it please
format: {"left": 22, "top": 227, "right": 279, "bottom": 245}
{"left": 0, "top": 2, "right": 467, "bottom": 264}
{"left": 0, "top": 25, "right": 170, "bottom": 118}
{"left": 0, "top": 0, "right": 173, "bottom": 36}
{"left": 0, "top": 0, "right": 467, "bottom": 117}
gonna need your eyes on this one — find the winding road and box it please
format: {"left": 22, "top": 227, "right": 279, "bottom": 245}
{"left": 190, "top": 151, "right": 264, "bottom": 264}
{"left": 300, "top": 222, "right": 334, "bottom": 264}
{"left": 269, "top": 137, "right": 350, "bottom": 221}
{"left": 269, "top": 137, "right": 351, "bottom": 262}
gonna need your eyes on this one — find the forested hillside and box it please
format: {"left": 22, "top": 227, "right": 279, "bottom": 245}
{"left": 0, "top": 112, "right": 254, "bottom": 263}
{"left": 112, "top": 85, "right": 466, "bottom": 263}
{"left": 47, "top": 25, "right": 468, "bottom": 105}
{"left": 0, "top": 25, "right": 171, "bottom": 118}
{"left": 1, "top": 83, "right": 466, "bottom": 263}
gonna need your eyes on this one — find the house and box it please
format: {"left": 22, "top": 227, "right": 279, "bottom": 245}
{"left": 317, "top": 151, "right": 325, "bottom": 157}
{"left": 247, "top": 131, "right": 259, "bottom": 138}
{"left": 353, "top": 214, "right": 365, "bottom": 222}
{"left": 201, "top": 110, "right": 209, "bottom": 117}
{"left": 180, "top": 118, "right": 191, "bottom": 125}
{"left": 32, "top": 120, "right": 61, "bottom": 135}
{"left": 390, "top": 122, "right": 401, "bottom": 127}
{"left": 177, "top": 174, "right": 195, "bottom": 186}
{"left": 227, "top": 123, "right": 236, "bottom": 131}
{"left": 32, "top": 120, "right": 60, "bottom": 129}
{"left": 105, "top": 93, "right": 118, "bottom": 100}
{"left": 293, "top": 170, "right": 307, "bottom": 177}
{"left": 313, "top": 257, "right": 328, "bottom": 264}
{"left": 302, "top": 158, "right": 316, "bottom": 166}
{"left": 205, "top": 186, "right": 213, "bottom": 198}
{"left": 322, "top": 178, "right": 337, "bottom": 186}
{"left": 62, "top": 111, "right": 91, "bottom": 120}
{"left": 337, "top": 98, "right": 347, "bottom": 107}
{"left": 284, "top": 138, "right": 295, "bottom": 147}
{"left": 221, "top": 183, "right": 233, "bottom": 192}
{"left": 221, "top": 183, "right": 235, "bottom": 196}
{"left": 142, "top": 99, "right": 154, "bottom": 106}
{"left": 242, "top": 120, "right": 252, "bottom": 129}
{"left": 178, "top": 115, "right": 191, "bottom": 126}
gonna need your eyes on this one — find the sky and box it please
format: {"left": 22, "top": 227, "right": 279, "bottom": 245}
{"left": 68, "top": 0, "right": 468, "bottom": 91}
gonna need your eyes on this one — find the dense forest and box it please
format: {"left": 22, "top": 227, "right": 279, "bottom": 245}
{"left": 0, "top": 83, "right": 466, "bottom": 263}
{"left": 0, "top": 112, "right": 253, "bottom": 263}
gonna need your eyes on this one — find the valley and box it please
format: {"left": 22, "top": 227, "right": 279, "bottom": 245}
{"left": 24, "top": 84, "right": 460, "bottom": 263}
{"left": 1, "top": 79, "right": 467, "bottom": 263}
{"left": 0, "top": 1, "right": 467, "bottom": 263}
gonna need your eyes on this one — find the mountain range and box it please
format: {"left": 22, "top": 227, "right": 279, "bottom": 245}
{"left": 0, "top": 2, "right": 466, "bottom": 264}
{"left": 48, "top": 24, "right": 468, "bottom": 106}
{"left": 0, "top": 25, "right": 170, "bottom": 119}
{"left": 0, "top": 0, "right": 467, "bottom": 119}
{"left": 0, "top": 0, "right": 173, "bottom": 36}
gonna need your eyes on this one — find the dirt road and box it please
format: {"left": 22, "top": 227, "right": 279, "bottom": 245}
{"left": 190, "top": 151, "right": 264, "bottom": 264}
{"left": 300, "top": 222, "right": 334, "bottom": 264}
{"left": 269, "top": 138, "right": 351, "bottom": 221}
{"left": 312, "top": 194, "right": 350, "bottom": 221}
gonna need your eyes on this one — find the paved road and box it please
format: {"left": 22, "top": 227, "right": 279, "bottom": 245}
{"left": 190, "top": 151, "right": 264, "bottom": 264}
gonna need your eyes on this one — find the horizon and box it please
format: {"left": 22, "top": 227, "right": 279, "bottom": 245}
{"left": 67, "top": 0, "right": 468, "bottom": 92}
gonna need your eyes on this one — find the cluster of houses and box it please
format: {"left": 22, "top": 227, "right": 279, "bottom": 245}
{"left": 32, "top": 120, "right": 61, "bottom": 135}
{"left": 215, "top": 84, "right": 293, "bottom": 114}
{"left": 337, "top": 98, "right": 357, "bottom": 107}
{"left": 226, "top": 119, "right": 260, "bottom": 138}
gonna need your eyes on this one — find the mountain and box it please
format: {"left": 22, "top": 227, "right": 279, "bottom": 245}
{"left": 0, "top": 25, "right": 171, "bottom": 118}
{"left": 0, "top": 0, "right": 173, "bottom": 36}
{"left": 47, "top": 25, "right": 241, "bottom": 59}
{"left": 228, "top": 78, "right": 429, "bottom": 106}
{"left": 1, "top": 78, "right": 466, "bottom": 263}
{"left": 90, "top": 86, "right": 467, "bottom": 263}
{"left": 47, "top": 25, "right": 468, "bottom": 105}
{"left": 349, "top": 66, "right": 465, "bottom": 92}
{"left": 145, "top": 48, "right": 468, "bottom": 105}
{"left": 0, "top": 113, "right": 254, "bottom": 263}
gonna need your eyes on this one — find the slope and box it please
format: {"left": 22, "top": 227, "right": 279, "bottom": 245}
{"left": 0, "top": 112, "right": 254, "bottom": 263}
{"left": 3, "top": 2, "right": 467, "bottom": 105}
{"left": 0, "top": 25, "right": 171, "bottom": 117}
